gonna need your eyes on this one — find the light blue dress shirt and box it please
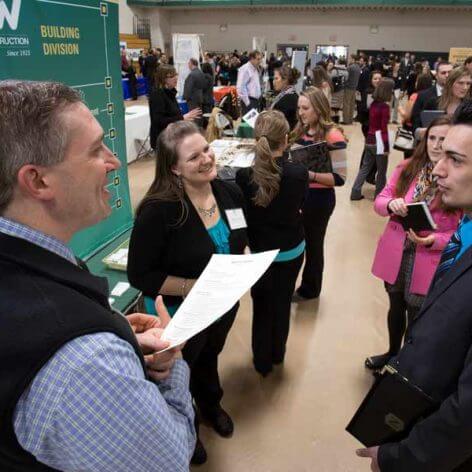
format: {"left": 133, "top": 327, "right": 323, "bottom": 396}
{"left": 456, "top": 215, "right": 472, "bottom": 262}
{"left": 0, "top": 217, "right": 196, "bottom": 471}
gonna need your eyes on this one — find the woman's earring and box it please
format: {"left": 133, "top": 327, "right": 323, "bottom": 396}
{"left": 177, "top": 175, "right": 183, "bottom": 188}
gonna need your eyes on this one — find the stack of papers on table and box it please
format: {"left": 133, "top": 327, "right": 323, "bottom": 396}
{"left": 211, "top": 139, "right": 255, "bottom": 168}
{"left": 102, "top": 240, "right": 129, "bottom": 271}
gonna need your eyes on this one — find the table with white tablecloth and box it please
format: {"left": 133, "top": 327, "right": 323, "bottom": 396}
{"left": 124, "top": 105, "right": 151, "bottom": 163}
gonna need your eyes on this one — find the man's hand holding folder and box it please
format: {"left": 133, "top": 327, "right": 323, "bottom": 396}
{"left": 356, "top": 446, "right": 380, "bottom": 472}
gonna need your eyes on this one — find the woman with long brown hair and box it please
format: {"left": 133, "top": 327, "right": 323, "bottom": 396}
{"left": 236, "top": 110, "right": 308, "bottom": 376}
{"left": 421, "top": 67, "right": 472, "bottom": 118}
{"left": 128, "top": 121, "right": 247, "bottom": 464}
{"left": 292, "top": 87, "right": 348, "bottom": 300}
{"left": 311, "top": 65, "right": 333, "bottom": 105}
{"left": 270, "top": 65, "right": 300, "bottom": 129}
{"left": 366, "top": 116, "right": 462, "bottom": 370}
{"left": 350, "top": 78, "right": 394, "bottom": 200}
{"left": 149, "top": 64, "right": 201, "bottom": 149}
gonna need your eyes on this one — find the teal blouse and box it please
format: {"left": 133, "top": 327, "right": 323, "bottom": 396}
{"left": 144, "top": 218, "right": 231, "bottom": 316}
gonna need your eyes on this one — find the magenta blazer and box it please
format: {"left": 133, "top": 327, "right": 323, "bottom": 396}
{"left": 371, "top": 161, "right": 462, "bottom": 296}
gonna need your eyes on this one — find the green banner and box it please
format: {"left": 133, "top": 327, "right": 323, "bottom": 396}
{"left": 0, "top": 0, "right": 133, "bottom": 259}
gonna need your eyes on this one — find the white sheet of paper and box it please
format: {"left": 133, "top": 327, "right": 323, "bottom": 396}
{"left": 375, "top": 130, "right": 385, "bottom": 154}
{"left": 111, "top": 282, "right": 130, "bottom": 297}
{"left": 161, "top": 250, "right": 279, "bottom": 350}
{"left": 229, "top": 150, "right": 255, "bottom": 168}
{"left": 242, "top": 108, "right": 259, "bottom": 128}
{"left": 225, "top": 209, "right": 247, "bottom": 230}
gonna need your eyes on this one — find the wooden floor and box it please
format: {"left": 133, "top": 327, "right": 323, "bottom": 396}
{"left": 127, "top": 106, "right": 403, "bottom": 472}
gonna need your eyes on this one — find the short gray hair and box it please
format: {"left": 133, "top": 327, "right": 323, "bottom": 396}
{"left": 0, "top": 80, "right": 81, "bottom": 214}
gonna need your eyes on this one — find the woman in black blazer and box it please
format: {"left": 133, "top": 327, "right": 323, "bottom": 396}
{"left": 149, "top": 64, "right": 201, "bottom": 149}
{"left": 128, "top": 121, "right": 247, "bottom": 465}
{"left": 270, "top": 65, "right": 300, "bottom": 130}
{"left": 236, "top": 110, "right": 308, "bottom": 376}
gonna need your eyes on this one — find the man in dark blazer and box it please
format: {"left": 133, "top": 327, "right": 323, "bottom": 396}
{"left": 358, "top": 99, "right": 472, "bottom": 471}
{"left": 143, "top": 47, "right": 158, "bottom": 92}
{"left": 183, "top": 57, "right": 206, "bottom": 111}
{"left": 399, "top": 52, "right": 413, "bottom": 77}
{"left": 411, "top": 61, "right": 453, "bottom": 130}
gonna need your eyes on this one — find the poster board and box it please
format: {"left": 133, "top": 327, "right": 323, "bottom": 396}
{"left": 252, "top": 36, "right": 266, "bottom": 53}
{"left": 0, "top": 0, "right": 133, "bottom": 260}
{"left": 311, "top": 53, "right": 323, "bottom": 68}
{"left": 449, "top": 47, "right": 472, "bottom": 65}
{"left": 173, "top": 33, "right": 202, "bottom": 97}
{"left": 291, "top": 49, "right": 307, "bottom": 93}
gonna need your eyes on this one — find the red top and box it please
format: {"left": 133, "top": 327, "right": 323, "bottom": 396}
{"left": 366, "top": 101, "right": 390, "bottom": 152}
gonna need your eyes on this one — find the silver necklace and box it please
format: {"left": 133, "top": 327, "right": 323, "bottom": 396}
{"left": 197, "top": 203, "right": 217, "bottom": 218}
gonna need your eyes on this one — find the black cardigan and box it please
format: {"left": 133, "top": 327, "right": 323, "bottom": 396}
{"left": 149, "top": 87, "right": 183, "bottom": 149}
{"left": 235, "top": 159, "right": 308, "bottom": 253}
{"left": 272, "top": 92, "right": 299, "bottom": 130}
{"left": 127, "top": 179, "right": 248, "bottom": 307}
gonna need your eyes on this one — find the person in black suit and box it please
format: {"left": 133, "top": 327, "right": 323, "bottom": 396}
{"left": 143, "top": 48, "right": 158, "bottom": 93}
{"left": 148, "top": 64, "right": 201, "bottom": 149}
{"left": 357, "top": 100, "right": 472, "bottom": 471}
{"left": 128, "top": 121, "right": 248, "bottom": 465}
{"left": 399, "top": 52, "right": 413, "bottom": 78}
{"left": 236, "top": 110, "right": 308, "bottom": 376}
{"left": 356, "top": 55, "right": 371, "bottom": 120}
{"left": 138, "top": 49, "right": 146, "bottom": 76}
{"left": 411, "top": 61, "right": 452, "bottom": 131}
{"left": 270, "top": 65, "right": 300, "bottom": 130}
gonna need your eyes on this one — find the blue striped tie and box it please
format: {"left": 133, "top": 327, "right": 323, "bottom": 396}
{"left": 434, "top": 229, "right": 462, "bottom": 282}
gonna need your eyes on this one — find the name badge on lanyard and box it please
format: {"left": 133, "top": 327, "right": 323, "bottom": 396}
{"left": 225, "top": 209, "right": 247, "bottom": 230}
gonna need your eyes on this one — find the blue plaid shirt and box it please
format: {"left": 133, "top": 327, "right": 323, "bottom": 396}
{"left": 0, "top": 217, "right": 196, "bottom": 471}
{"left": 0, "top": 216, "right": 77, "bottom": 264}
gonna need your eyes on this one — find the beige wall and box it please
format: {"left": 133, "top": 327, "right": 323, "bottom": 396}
{"left": 123, "top": 4, "right": 471, "bottom": 55}
{"left": 142, "top": 7, "right": 471, "bottom": 55}
{"left": 119, "top": 0, "right": 170, "bottom": 51}
{"left": 118, "top": 0, "right": 139, "bottom": 35}
{"left": 149, "top": 9, "right": 171, "bottom": 52}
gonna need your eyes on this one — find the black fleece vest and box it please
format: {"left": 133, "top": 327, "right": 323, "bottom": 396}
{"left": 0, "top": 233, "right": 145, "bottom": 471}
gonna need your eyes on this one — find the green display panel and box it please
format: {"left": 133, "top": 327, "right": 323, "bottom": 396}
{"left": 0, "top": 0, "right": 133, "bottom": 259}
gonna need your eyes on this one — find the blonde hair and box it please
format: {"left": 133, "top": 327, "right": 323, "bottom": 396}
{"left": 292, "top": 86, "right": 344, "bottom": 142}
{"left": 438, "top": 67, "right": 471, "bottom": 111}
{"left": 252, "top": 110, "right": 289, "bottom": 207}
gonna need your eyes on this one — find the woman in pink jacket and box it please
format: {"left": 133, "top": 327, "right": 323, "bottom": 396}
{"left": 365, "top": 115, "right": 462, "bottom": 370}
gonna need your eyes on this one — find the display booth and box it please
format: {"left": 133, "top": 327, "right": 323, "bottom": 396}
{"left": 0, "top": 0, "right": 139, "bottom": 312}
{"left": 173, "top": 33, "right": 202, "bottom": 97}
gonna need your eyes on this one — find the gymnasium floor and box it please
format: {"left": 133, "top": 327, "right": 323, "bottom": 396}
{"left": 126, "top": 105, "right": 403, "bottom": 472}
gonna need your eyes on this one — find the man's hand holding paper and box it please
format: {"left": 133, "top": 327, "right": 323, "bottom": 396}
{"left": 126, "top": 296, "right": 183, "bottom": 381}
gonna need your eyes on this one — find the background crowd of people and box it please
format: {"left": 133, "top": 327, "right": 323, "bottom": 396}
{"left": 129, "top": 44, "right": 472, "bottom": 467}
{"left": 3, "top": 37, "right": 472, "bottom": 471}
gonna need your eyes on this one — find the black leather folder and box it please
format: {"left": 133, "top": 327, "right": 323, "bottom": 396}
{"left": 346, "top": 366, "right": 438, "bottom": 447}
